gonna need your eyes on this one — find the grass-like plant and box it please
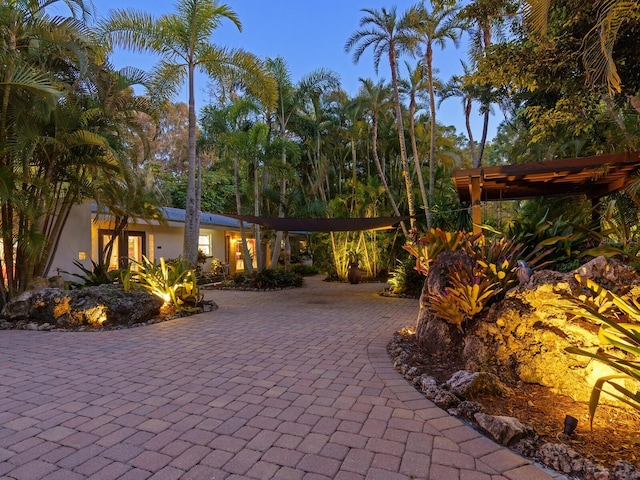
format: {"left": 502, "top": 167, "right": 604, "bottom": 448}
{"left": 564, "top": 274, "right": 640, "bottom": 427}
{"left": 64, "top": 260, "right": 118, "bottom": 289}
{"left": 122, "top": 256, "right": 202, "bottom": 312}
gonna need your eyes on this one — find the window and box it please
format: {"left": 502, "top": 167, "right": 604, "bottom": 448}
{"left": 198, "top": 234, "right": 211, "bottom": 256}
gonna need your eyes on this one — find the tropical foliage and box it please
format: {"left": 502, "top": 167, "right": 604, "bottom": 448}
{"left": 405, "top": 229, "right": 549, "bottom": 331}
{"left": 122, "top": 256, "right": 202, "bottom": 312}
{"left": 0, "top": 0, "right": 157, "bottom": 305}
{"left": 564, "top": 275, "right": 640, "bottom": 427}
{"left": 3, "top": 0, "right": 640, "bottom": 305}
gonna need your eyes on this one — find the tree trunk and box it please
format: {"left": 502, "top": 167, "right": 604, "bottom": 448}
{"left": 388, "top": 46, "right": 416, "bottom": 230}
{"left": 426, "top": 44, "right": 437, "bottom": 228}
{"left": 408, "top": 89, "right": 430, "bottom": 227}
{"left": 183, "top": 61, "right": 200, "bottom": 266}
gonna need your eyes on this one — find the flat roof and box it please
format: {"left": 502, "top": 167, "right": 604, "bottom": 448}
{"left": 453, "top": 151, "right": 640, "bottom": 202}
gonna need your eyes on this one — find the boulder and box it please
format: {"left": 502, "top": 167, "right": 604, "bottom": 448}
{"left": 421, "top": 384, "right": 460, "bottom": 409}
{"left": 1, "top": 284, "right": 163, "bottom": 329}
{"left": 448, "top": 400, "right": 483, "bottom": 421}
{"left": 474, "top": 413, "right": 525, "bottom": 446}
{"left": 463, "top": 257, "right": 640, "bottom": 404}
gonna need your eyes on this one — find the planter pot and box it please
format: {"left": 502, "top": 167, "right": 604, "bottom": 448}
{"left": 347, "top": 265, "right": 362, "bottom": 284}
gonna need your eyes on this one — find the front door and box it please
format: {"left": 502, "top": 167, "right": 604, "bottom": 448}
{"left": 99, "top": 230, "right": 146, "bottom": 270}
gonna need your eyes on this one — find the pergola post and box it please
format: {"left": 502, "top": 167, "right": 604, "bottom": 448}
{"left": 469, "top": 176, "right": 482, "bottom": 235}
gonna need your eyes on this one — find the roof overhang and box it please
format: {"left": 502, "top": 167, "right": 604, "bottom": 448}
{"left": 453, "top": 151, "right": 640, "bottom": 203}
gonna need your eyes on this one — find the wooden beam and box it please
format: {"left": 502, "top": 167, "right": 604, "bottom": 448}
{"left": 469, "top": 176, "right": 482, "bottom": 234}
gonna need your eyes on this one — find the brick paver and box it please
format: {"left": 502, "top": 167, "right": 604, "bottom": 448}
{"left": 0, "top": 276, "right": 558, "bottom": 479}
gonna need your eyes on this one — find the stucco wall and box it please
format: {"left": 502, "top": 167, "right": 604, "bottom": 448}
{"left": 48, "top": 202, "right": 93, "bottom": 279}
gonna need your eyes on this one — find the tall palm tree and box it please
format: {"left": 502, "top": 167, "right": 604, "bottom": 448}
{"left": 458, "top": 0, "right": 513, "bottom": 168}
{"left": 357, "top": 78, "right": 408, "bottom": 238}
{"left": 400, "top": 60, "right": 430, "bottom": 225}
{"left": 345, "top": 6, "right": 416, "bottom": 233}
{"left": 404, "top": 1, "right": 463, "bottom": 224}
{"left": 103, "top": 0, "right": 275, "bottom": 265}
{"left": 265, "top": 58, "right": 339, "bottom": 268}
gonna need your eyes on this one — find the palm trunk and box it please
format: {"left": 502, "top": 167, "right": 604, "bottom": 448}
{"left": 234, "top": 156, "right": 254, "bottom": 275}
{"left": 389, "top": 46, "right": 416, "bottom": 230}
{"left": 408, "top": 90, "right": 430, "bottom": 227}
{"left": 269, "top": 147, "right": 286, "bottom": 269}
{"left": 183, "top": 61, "right": 200, "bottom": 266}
{"left": 465, "top": 97, "right": 478, "bottom": 167}
{"left": 426, "top": 44, "right": 437, "bottom": 229}
{"left": 372, "top": 112, "right": 408, "bottom": 238}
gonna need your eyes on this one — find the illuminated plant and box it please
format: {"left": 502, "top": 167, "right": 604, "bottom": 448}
{"left": 122, "top": 256, "right": 202, "bottom": 312}
{"left": 403, "top": 228, "right": 475, "bottom": 274}
{"left": 564, "top": 274, "right": 640, "bottom": 427}
{"left": 406, "top": 230, "right": 550, "bottom": 331}
{"left": 429, "top": 264, "right": 499, "bottom": 332}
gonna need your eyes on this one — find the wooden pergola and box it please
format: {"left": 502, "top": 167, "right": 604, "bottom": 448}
{"left": 453, "top": 151, "right": 640, "bottom": 234}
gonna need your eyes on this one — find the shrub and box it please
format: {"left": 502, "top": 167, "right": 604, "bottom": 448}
{"left": 64, "top": 260, "right": 119, "bottom": 289}
{"left": 388, "top": 257, "right": 425, "bottom": 297}
{"left": 429, "top": 263, "right": 499, "bottom": 332}
{"left": 122, "top": 256, "right": 202, "bottom": 312}
{"left": 289, "top": 263, "right": 319, "bottom": 276}
{"left": 223, "top": 269, "right": 304, "bottom": 290}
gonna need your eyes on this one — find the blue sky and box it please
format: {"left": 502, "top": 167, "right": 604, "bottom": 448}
{"left": 88, "top": 0, "right": 498, "bottom": 140}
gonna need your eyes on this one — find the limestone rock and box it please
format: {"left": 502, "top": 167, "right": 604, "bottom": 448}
{"left": 419, "top": 375, "right": 438, "bottom": 389}
{"left": 536, "top": 443, "right": 609, "bottom": 479}
{"left": 47, "top": 276, "right": 66, "bottom": 289}
{"left": 27, "top": 277, "right": 49, "bottom": 291}
{"left": 444, "top": 370, "right": 513, "bottom": 399}
{"left": 464, "top": 256, "right": 640, "bottom": 404}
{"left": 612, "top": 461, "right": 640, "bottom": 480}
{"left": 448, "top": 400, "right": 483, "bottom": 420}
{"left": 474, "top": 413, "right": 525, "bottom": 446}
{"left": 1, "top": 285, "right": 163, "bottom": 329}
{"left": 575, "top": 256, "right": 638, "bottom": 292}
{"left": 422, "top": 385, "right": 460, "bottom": 409}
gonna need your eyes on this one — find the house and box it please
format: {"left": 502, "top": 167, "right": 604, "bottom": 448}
{"left": 48, "top": 202, "right": 256, "bottom": 278}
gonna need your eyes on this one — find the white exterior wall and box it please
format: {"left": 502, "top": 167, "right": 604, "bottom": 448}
{"left": 49, "top": 203, "right": 243, "bottom": 277}
{"left": 48, "top": 202, "right": 93, "bottom": 279}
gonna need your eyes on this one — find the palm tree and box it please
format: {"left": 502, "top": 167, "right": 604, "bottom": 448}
{"left": 265, "top": 58, "right": 339, "bottom": 268}
{"left": 345, "top": 6, "right": 416, "bottom": 233}
{"left": 0, "top": 0, "right": 100, "bottom": 298}
{"left": 357, "top": 78, "right": 408, "bottom": 237}
{"left": 404, "top": 1, "right": 463, "bottom": 224}
{"left": 103, "top": 0, "right": 275, "bottom": 265}
{"left": 457, "top": 0, "right": 513, "bottom": 168}
{"left": 400, "top": 61, "right": 430, "bottom": 225}
{"left": 440, "top": 60, "right": 485, "bottom": 167}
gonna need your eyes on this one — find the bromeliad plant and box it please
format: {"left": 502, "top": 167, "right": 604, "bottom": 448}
{"left": 428, "top": 263, "right": 499, "bottom": 332}
{"left": 406, "top": 229, "right": 550, "bottom": 332}
{"left": 404, "top": 228, "right": 476, "bottom": 275}
{"left": 564, "top": 274, "right": 640, "bottom": 427}
{"left": 122, "top": 256, "right": 202, "bottom": 312}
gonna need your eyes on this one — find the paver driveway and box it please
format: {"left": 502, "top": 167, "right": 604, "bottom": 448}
{"left": 0, "top": 276, "right": 556, "bottom": 480}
